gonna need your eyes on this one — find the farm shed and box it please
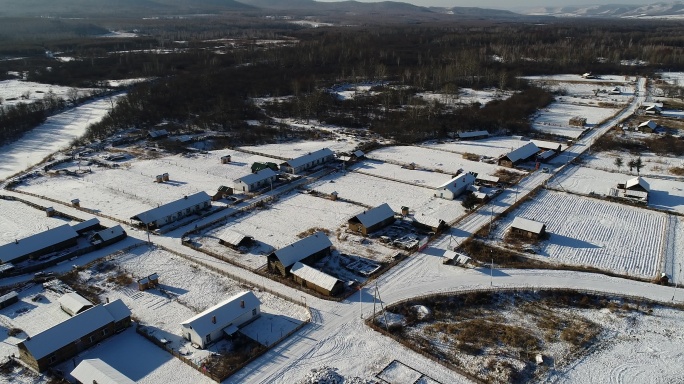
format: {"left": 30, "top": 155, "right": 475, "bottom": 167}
{"left": 58, "top": 292, "right": 93, "bottom": 316}
{"left": 457, "top": 130, "right": 489, "bottom": 140}
{"left": 569, "top": 116, "right": 587, "bottom": 127}
{"left": 347, "top": 203, "right": 396, "bottom": 235}
{"left": 130, "top": 191, "right": 211, "bottom": 229}
{"left": 536, "top": 150, "right": 557, "bottom": 162}
{"left": 89, "top": 225, "right": 127, "bottom": 247}
{"left": 218, "top": 229, "right": 254, "bottom": 250}
{"left": 412, "top": 215, "right": 446, "bottom": 232}
{"left": 498, "top": 142, "right": 541, "bottom": 167}
{"left": 531, "top": 140, "right": 564, "bottom": 153}
{"left": 352, "top": 150, "right": 366, "bottom": 160}
{"left": 475, "top": 174, "right": 499, "bottom": 187}
{"left": 212, "top": 186, "right": 233, "bottom": 201}
{"left": 291, "top": 262, "right": 343, "bottom": 296}
{"left": 435, "top": 172, "right": 476, "bottom": 200}
{"left": 442, "top": 250, "right": 472, "bottom": 266}
{"left": 147, "top": 129, "right": 169, "bottom": 139}
{"left": 71, "top": 218, "right": 101, "bottom": 235}
{"left": 17, "top": 299, "right": 131, "bottom": 372}
{"left": 644, "top": 105, "right": 662, "bottom": 115}
{"left": 280, "top": 148, "right": 335, "bottom": 174}
{"left": 71, "top": 358, "right": 134, "bottom": 384}
{"left": 267, "top": 232, "right": 333, "bottom": 276}
{"left": 510, "top": 217, "right": 546, "bottom": 240}
{"left": 180, "top": 291, "right": 261, "bottom": 349}
{"left": 234, "top": 168, "right": 277, "bottom": 193}
{"left": 220, "top": 155, "right": 231, "bottom": 164}
{"left": 0, "top": 224, "right": 79, "bottom": 264}
{"left": 637, "top": 120, "right": 658, "bottom": 133}
{"left": 621, "top": 176, "right": 650, "bottom": 193}
{"left": 0, "top": 291, "right": 18, "bottom": 309}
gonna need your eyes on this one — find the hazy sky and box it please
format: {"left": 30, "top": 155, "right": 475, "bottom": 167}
{"left": 316, "top": 0, "right": 653, "bottom": 10}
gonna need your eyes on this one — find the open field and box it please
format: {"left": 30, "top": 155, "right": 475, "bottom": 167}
{"left": 531, "top": 102, "right": 620, "bottom": 139}
{"left": 491, "top": 189, "right": 666, "bottom": 279}
{"left": 0, "top": 79, "right": 94, "bottom": 107}
{"left": 0, "top": 199, "right": 73, "bottom": 244}
{"left": 239, "top": 139, "right": 360, "bottom": 160}
{"left": 349, "top": 159, "right": 455, "bottom": 188}
{"left": 422, "top": 136, "right": 544, "bottom": 159}
{"left": 580, "top": 150, "right": 684, "bottom": 179}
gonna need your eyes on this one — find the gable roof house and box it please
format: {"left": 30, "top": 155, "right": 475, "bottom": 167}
{"left": 644, "top": 105, "right": 662, "bottom": 115}
{"left": 267, "top": 232, "right": 333, "bottom": 276}
{"left": 180, "top": 291, "right": 261, "bottom": 349}
{"left": 58, "top": 292, "right": 93, "bottom": 316}
{"left": 637, "top": 120, "right": 658, "bottom": 133}
{"left": 291, "top": 262, "right": 344, "bottom": 296}
{"left": 0, "top": 224, "right": 79, "bottom": 265}
{"left": 435, "top": 172, "right": 476, "bottom": 200}
{"left": 71, "top": 359, "right": 135, "bottom": 384}
{"left": 347, "top": 203, "right": 396, "bottom": 236}
{"left": 218, "top": 229, "right": 254, "bottom": 251}
{"left": 130, "top": 192, "right": 211, "bottom": 229}
{"left": 234, "top": 168, "right": 277, "bottom": 193}
{"left": 280, "top": 148, "right": 335, "bottom": 174}
{"left": 498, "top": 142, "right": 541, "bottom": 167}
{"left": 457, "top": 130, "right": 489, "bottom": 140}
{"left": 18, "top": 300, "right": 131, "bottom": 372}
{"left": 89, "top": 225, "right": 127, "bottom": 247}
{"left": 412, "top": 215, "right": 447, "bottom": 233}
{"left": 510, "top": 217, "right": 546, "bottom": 240}
{"left": 625, "top": 176, "right": 650, "bottom": 192}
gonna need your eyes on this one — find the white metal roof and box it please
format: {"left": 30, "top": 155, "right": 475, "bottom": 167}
{"left": 353, "top": 150, "right": 365, "bottom": 158}
{"left": 20, "top": 300, "right": 130, "bottom": 360}
{"left": 503, "top": 142, "right": 540, "bottom": 163}
{"left": 437, "top": 172, "right": 476, "bottom": 192}
{"left": 282, "top": 148, "right": 334, "bottom": 169}
{"left": 130, "top": 191, "right": 211, "bottom": 225}
{"left": 350, "top": 203, "right": 395, "bottom": 228}
{"left": 181, "top": 291, "right": 260, "bottom": 336}
{"left": 71, "top": 359, "right": 134, "bottom": 384}
{"left": 0, "top": 291, "right": 17, "bottom": 303}
{"left": 235, "top": 168, "right": 276, "bottom": 185}
{"left": 457, "top": 130, "right": 489, "bottom": 139}
{"left": 58, "top": 292, "right": 92, "bottom": 315}
{"left": 92, "top": 225, "right": 126, "bottom": 242}
{"left": 443, "top": 251, "right": 471, "bottom": 265}
{"left": 476, "top": 174, "right": 499, "bottom": 183}
{"left": 291, "top": 262, "right": 340, "bottom": 292}
{"left": 626, "top": 176, "right": 650, "bottom": 191}
{"left": 0, "top": 224, "right": 79, "bottom": 264}
{"left": 272, "top": 232, "right": 333, "bottom": 268}
{"left": 218, "top": 229, "right": 250, "bottom": 246}
{"left": 511, "top": 217, "right": 546, "bottom": 234}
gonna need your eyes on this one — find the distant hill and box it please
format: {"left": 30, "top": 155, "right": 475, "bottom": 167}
{"left": 520, "top": 1, "right": 684, "bottom": 19}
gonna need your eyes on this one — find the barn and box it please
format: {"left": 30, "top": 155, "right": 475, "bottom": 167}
{"left": 267, "top": 232, "right": 333, "bottom": 276}
{"left": 347, "top": 203, "right": 396, "bottom": 236}
{"left": 498, "top": 142, "right": 541, "bottom": 167}
{"left": 510, "top": 217, "right": 546, "bottom": 240}
{"left": 412, "top": 215, "right": 446, "bottom": 233}
{"left": 180, "top": 291, "right": 261, "bottom": 349}
{"left": 217, "top": 229, "right": 254, "bottom": 250}
{"left": 89, "top": 225, "right": 127, "bottom": 247}
{"left": 435, "top": 172, "right": 476, "bottom": 199}
{"left": 0, "top": 224, "right": 79, "bottom": 265}
{"left": 291, "top": 262, "right": 344, "bottom": 296}
{"left": 457, "top": 130, "right": 489, "bottom": 140}
{"left": 475, "top": 174, "right": 500, "bottom": 187}
{"left": 234, "top": 168, "right": 277, "bottom": 193}
{"left": 71, "top": 359, "right": 135, "bottom": 384}
{"left": 58, "top": 292, "right": 93, "bottom": 316}
{"left": 17, "top": 300, "right": 131, "bottom": 372}
{"left": 130, "top": 192, "right": 211, "bottom": 229}
{"left": 280, "top": 148, "right": 335, "bottom": 174}
{"left": 212, "top": 186, "right": 233, "bottom": 201}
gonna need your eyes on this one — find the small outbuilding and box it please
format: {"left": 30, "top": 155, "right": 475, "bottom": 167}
{"left": 637, "top": 120, "right": 658, "bottom": 133}
{"left": 212, "top": 186, "right": 234, "bottom": 201}
{"left": 291, "top": 262, "right": 344, "bottom": 296}
{"left": 218, "top": 229, "right": 254, "bottom": 250}
{"left": 130, "top": 192, "right": 211, "bottom": 229}
{"left": 347, "top": 203, "right": 396, "bottom": 236}
{"left": 234, "top": 168, "right": 277, "bottom": 193}
{"left": 58, "top": 292, "right": 93, "bottom": 316}
{"left": 569, "top": 116, "right": 587, "bottom": 127}
{"left": 267, "top": 232, "right": 333, "bottom": 276}
{"left": 89, "top": 225, "right": 127, "bottom": 247}
{"left": 510, "top": 217, "right": 546, "bottom": 240}
{"left": 180, "top": 291, "right": 261, "bottom": 349}
{"left": 137, "top": 273, "right": 159, "bottom": 291}
{"left": 442, "top": 250, "right": 472, "bottom": 266}
{"left": 71, "top": 218, "right": 101, "bottom": 235}
{"left": 71, "top": 358, "right": 135, "bottom": 384}
{"left": 147, "top": 129, "right": 169, "bottom": 140}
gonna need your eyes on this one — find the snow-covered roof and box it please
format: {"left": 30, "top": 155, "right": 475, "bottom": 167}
{"left": 71, "top": 359, "right": 134, "bottom": 384}
{"left": 626, "top": 176, "right": 650, "bottom": 191}
{"left": 0, "top": 224, "right": 79, "bottom": 264}
{"left": 291, "top": 262, "right": 340, "bottom": 292}
{"left": 642, "top": 102, "right": 663, "bottom": 108}
{"left": 443, "top": 251, "right": 471, "bottom": 265}
{"left": 131, "top": 191, "right": 211, "bottom": 225}
{"left": 511, "top": 217, "right": 546, "bottom": 234}
{"left": 92, "top": 225, "right": 126, "bottom": 242}
{"left": 20, "top": 300, "right": 130, "bottom": 360}
{"left": 437, "top": 172, "right": 476, "bottom": 192}
{"left": 350, "top": 203, "right": 395, "bottom": 228}
{"left": 644, "top": 105, "right": 662, "bottom": 112}
{"left": 282, "top": 148, "right": 334, "bottom": 169}
{"left": 638, "top": 120, "right": 657, "bottom": 129}
{"left": 235, "top": 168, "right": 276, "bottom": 185}
{"left": 531, "top": 140, "right": 565, "bottom": 152}
{"left": 537, "top": 150, "right": 556, "bottom": 160}
{"left": 353, "top": 150, "right": 365, "bottom": 158}
{"left": 457, "top": 130, "right": 489, "bottom": 139}
{"left": 476, "top": 174, "right": 499, "bottom": 183}
{"left": 58, "top": 292, "right": 92, "bottom": 315}
{"left": 413, "top": 215, "right": 444, "bottom": 229}
{"left": 0, "top": 291, "right": 17, "bottom": 303}
{"left": 218, "top": 229, "right": 251, "bottom": 247}
{"left": 272, "top": 232, "right": 333, "bottom": 268}
{"left": 181, "top": 291, "right": 260, "bottom": 336}
{"left": 148, "top": 129, "right": 168, "bottom": 138}
{"left": 71, "top": 218, "right": 100, "bottom": 233}
{"left": 503, "top": 142, "right": 540, "bottom": 163}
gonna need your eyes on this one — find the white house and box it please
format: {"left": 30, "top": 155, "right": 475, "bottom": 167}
{"left": 280, "top": 148, "right": 335, "bottom": 174}
{"left": 180, "top": 291, "right": 261, "bottom": 349}
{"left": 234, "top": 168, "right": 277, "bottom": 193}
{"left": 435, "top": 172, "right": 476, "bottom": 199}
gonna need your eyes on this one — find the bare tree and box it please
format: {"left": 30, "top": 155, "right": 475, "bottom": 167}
{"left": 614, "top": 157, "right": 623, "bottom": 172}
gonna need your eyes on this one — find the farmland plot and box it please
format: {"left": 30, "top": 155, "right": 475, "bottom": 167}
{"left": 0, "top": 79, "right": 94, "bottom": 107}
{"left": 422, "top": 136, "right": 537, "bottom": 159}
{"left": 239, "top": 139, "right": 358, "bottom": 160}
{"left": 492, "top": 190, "right": 666, "bottom": 279}
{"left": 0, "top": 199, "right": 73, "bottom": 244}
{"left": 531, "top": 102, "right": 620, "bottom": 139}
{"left": 580, "top": 150, "right": 684, "bottom": 179}
{"left": 349, "top": 160, "right": 453, "bottom": 188}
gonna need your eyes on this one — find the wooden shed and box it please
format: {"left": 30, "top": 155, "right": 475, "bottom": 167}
{"left": 347, "top": 203, "right": 396, "bottom": 236}
{"left": 510, "top": 217, "right": 546, "bottom": 240}
{"left": 267, "top": 232, "right": 333, "bottom": 276}
{"left": 291, "top": 262, "right": 344, "bottom": 296}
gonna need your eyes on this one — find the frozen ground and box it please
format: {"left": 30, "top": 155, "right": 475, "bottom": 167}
{"left": 422, "top": 136, "right": 547, "bottom": 159}
{"left": 580, "top": 150, "right": 684, "bottom": 180}
{"left": 532, "top": 102, "right": 620, "bottom": 139}
{"left": 0, "top": 96, "right": 123, "bottom": 181}
{"left": 0, "top": 199, "right": 73, "bottom": 244}
{"left": 349, "top": 159, "right": 455, "bottom": 188}
{"left": 0, "top": 79, "right": 93, "bottom": 107}
{"left": 523, "top": 74, "right": 634, "bottom": 84}
{"left": 239, "top": 139, "right": 359, "bottom": 160}
{"left": 491, "top": 189, "right": 666, "bottom": 279}
{"left": 416, "top": 88, "right": 512, "bottom": 106}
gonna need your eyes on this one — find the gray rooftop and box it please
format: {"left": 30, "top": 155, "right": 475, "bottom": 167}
{"left": 503, "top": 142, "right": 540, "bottom": 163}
{"left": 0, "top": 224, "right": 79, "bottom": 264}
{"left": 350, "top": 203, "right": 395, "bottom": 228}
{"left": 282, "top": 148, "right": 334, "bottom": 169}
{"left": 291, "top": 262, "right": 340, "bottom": 292}
{"left": 272, "top": 232, "right": 333, "bottom": 268}
{"left": 235, "top": 168, "right": 276, "bottom": 185}
{"left": 131, "top": 191, "right": 211, "bottom": 225}
{"left": 71, "top": 359, "right": 135, "bottom": 384}
{"left": 92, "top": 225, "right": 126, "bottom": 243}
{"left": 181, "top": 291, "right": 260, "bottom": 336}
{"left": 511, "top": 217, "right": 546, "bottom": 234}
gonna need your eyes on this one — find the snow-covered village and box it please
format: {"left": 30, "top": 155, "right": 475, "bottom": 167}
{"left": 2, "top": 4, "right": 684, "bottom": 384}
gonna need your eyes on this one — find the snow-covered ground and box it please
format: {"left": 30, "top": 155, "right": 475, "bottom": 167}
{"left": 581, "top": 150, "right": 684, "bottom": 180}
{"left": 421, "top": 136, "right": 543, "bottom": 159}
{"left": 239, "top": 139, "right": 359, "bottom": 160}
{"left": 523, "top": 74, "right": 634, "bottom": 84}
{"left": 531, "top": 102, "right": 621, "bottom": 139}
{"left": 0, "top": 199, "right": 73, "bottom": 244}
{"left": 0, "top": 96, "right": 123, "bottom": 181}
{"left": 416, "top": 88, "right": 512, "bottom": 107}
{"left": 348, "top": 159, "right": 455, "bottom": 188}
{"left": 0, "top": 80, "right": 93, "bottom": 107}
{"left": 657, "top": 71, "right": 684, "bottom": 86}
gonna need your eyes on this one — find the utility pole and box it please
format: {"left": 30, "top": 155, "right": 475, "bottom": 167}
{"left": 490, "top": 250, "right": 494, "bottom": 287}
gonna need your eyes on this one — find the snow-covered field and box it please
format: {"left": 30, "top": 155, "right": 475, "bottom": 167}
{"left": 349, "top": 159, "right": 455, "bottom": 188}
{"left": 422, "top": 136, "right": 559, "bottom": 160}
{"left": 0, "top": 199, "right": 73, "bottom": 244}
{"left": 0, "top": 80, "right": 93, "bottom": 107}
{"left": 239, "top": 139, "right": 359, "bottom": 160}
{"left": 580, "top": 150, "right": 684, "bottom": 180}
{"left": 658, "top": 71, "right": 684, "bottom": 86}
{"left": 523, "top": 74, "right": 634, "bottom": 84}
{"left": 532, "top": 102, "right": 620, "bottom": 139}
{"left": 492, "top": 190, "right": 666, "bottom": 279}
{"left": 416, "top": 88, "right": 512, "bottom": 106}
{"left": 0, "top": 96, "right": 123, "bottom": 181}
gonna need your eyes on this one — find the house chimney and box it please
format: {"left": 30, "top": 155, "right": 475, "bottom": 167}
{"left": 211, "top": 316, "right": 216, "bottom": 324}
{"left": 240, "top": 300, "right": 245, "bottom": 308}
{"left": 15, "top": 239, "right": 18, "bottom": 245}
{"left": 106, "top": 297, "right": 109, "bottom": 303}
{"left": 184, "top": 195, "right": 188, "bottom": 200}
